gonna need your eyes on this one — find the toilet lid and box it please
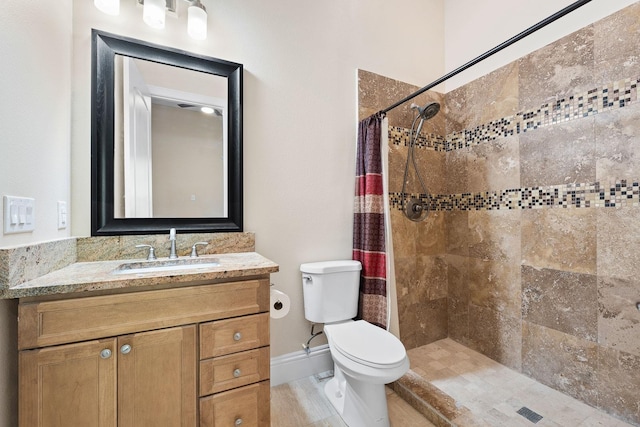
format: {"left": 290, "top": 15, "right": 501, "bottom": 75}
{"left": 328, "top": 320, "right": 406, "bottom": 368}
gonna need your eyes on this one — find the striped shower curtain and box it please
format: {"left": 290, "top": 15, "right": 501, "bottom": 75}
{"left": 353, "top": 113, "right": 387, "bottom": 329}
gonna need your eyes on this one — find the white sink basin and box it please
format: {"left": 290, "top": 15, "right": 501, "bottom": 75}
{"left": 112, "top": 258, "right": 220, "bottom": 275}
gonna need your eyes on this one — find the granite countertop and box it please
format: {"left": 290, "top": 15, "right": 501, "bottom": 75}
{"left": 6, "top": 252, "right": 279, "bottom": 299}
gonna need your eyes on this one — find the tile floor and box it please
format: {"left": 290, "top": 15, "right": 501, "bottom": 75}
{"left": 406, "top": 338, "right": 635, "bottom": 427}
{"left": 270, "top": 372, "right": 436, "bottom": 427}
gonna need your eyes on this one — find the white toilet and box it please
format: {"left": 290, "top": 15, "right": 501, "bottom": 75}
{"left": 300, "top": 260, "right": 409, "bottom": 427}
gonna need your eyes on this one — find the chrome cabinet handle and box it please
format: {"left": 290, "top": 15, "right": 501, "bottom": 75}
{"left": 233, "top": 332, "right": 242, "bottom": 341}
{"left": 233, "top": 369, "right": 241, "bottom": 378}
{"left": 120, "top": 344, "right": 132, "bottom": 355}
{"left": 235, "top": 418, "right": 243, "bottom": 426}
{"left": 100, "top": 349, "right": 112, "bottom": 359}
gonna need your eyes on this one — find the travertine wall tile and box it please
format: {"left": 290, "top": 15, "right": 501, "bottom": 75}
{"left": 467, "top": 135, "right": 520, "bottom": 193}
{"left": 416, "top": 255, "right": 448, "bottom": 301}
{"left": 395, "top": 253, "right": 417, "bottom": 317}
{"left": 445, "top": 62, "right": 519, "bottom": 132}
{"left": 468, "top": 305, "right": 522, "bottom": 371}
{"left": 596, "top": 346, "right": 640, "bottom": 423}
{"left": 522, "top": 208, "right": 596, "bottom": 275}
{"left": 447, "top": 297, "right": 468, "bottom": 345}
{"left": 416, "top": 211, "right": 447, "bottom": 256}
{"left": 357, "top": 69, "right": 443, "bottom": 130}
{"left": 445, "top": 210, "right": 468, "bottom": 257}
{"left": 522, "top": 266, "right": 598, "bottom": 342}
{"left": 446, "top": 254, "right": 469, "bottom": 304}
{"left": 414, "top": 147, "right": 447, "bottom": 195}
{"left": 595, "top": 103, "right": 640, "bottom": 184}
{"left": 522, "top": 322, "right": 598, "bottom": 406}
{"left": 598, "top": 276, "right": 640, "bottom": 357}
{"left": 593, "top": 2, "right": 640, "bottom": 84}
{"left": 520, "top": 117, "right": 596, "bottom": 187}
{"left": 519, "top": 26, "right": 595, "bottom": 111}
{"left": 468, "top": 257, "right": 521, "bottom": 319}
{"left": 400, "top": 298, "right": 448, "bottom": 350}
{"left": 391, "top": 209, "right": 418, "bottom": 258}
{"left": 597, "top": 207, "right": 640, "bottom": 281}
{"left": 468, "top": 210, "right": 521, "bottom": 262}
{"left": 445, "top": 147, "right": 469, "bottom": 194}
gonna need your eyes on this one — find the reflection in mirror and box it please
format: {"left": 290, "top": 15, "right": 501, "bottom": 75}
{"left": 113, "top": 56, "right": 228, "bottom": 218}
{"left": 92, "top": 30, "right": 243, "bottom": 235}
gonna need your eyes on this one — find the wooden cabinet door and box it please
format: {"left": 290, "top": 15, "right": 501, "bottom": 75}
{"left": 118, "top": 325, "right": 197, "bottom": 427}
{"left": 19, "top": 338, "right": 117, "bottom": 427}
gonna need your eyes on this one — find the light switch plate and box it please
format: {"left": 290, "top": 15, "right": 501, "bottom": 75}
{"left": 3, "top": 196, "right": 35, "bottom": 234}
{"left": 57, "top": 201, "right": 68, "bottom": 229}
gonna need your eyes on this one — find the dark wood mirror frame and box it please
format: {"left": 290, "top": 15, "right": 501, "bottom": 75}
{"left": 91, "top": 29, "right": 243, "bottom": 235}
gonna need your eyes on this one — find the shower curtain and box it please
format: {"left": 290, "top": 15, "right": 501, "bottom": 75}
{"left": 353, "top": 113, "right": 388, "bottom": 330}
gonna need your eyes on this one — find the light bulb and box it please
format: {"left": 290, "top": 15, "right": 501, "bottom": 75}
{"left": 94, "top": 0, "right": 120, "bottom": 16}
{"left": 188, "top": 3, "right": 208, "bottom": 40}
{"left": 143, "top": 0, "right": 166, "bottom": 29}
{"left": 201, "top": 107, "right": 215, "bottom": 114}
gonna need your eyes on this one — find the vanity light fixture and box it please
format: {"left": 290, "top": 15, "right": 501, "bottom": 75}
{"left": 187, "top": 1, "right": 208, "bottom": 40}
{"left": 143, "top": 0, "right": 166, "bottom": 29}
{"left": 94, "top": 0, "right": 120, "bottom": 15}
{"left": 95, "top": 0, "right": 208, "bottom": 40}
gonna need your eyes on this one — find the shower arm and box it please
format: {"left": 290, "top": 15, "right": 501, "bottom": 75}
{"left": 378, "top": 0, "right": 592, "bottom": 115}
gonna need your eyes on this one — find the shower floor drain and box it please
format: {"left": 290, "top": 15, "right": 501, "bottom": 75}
{"left": 517, "top": 407, "right": 543, "bottom": 424}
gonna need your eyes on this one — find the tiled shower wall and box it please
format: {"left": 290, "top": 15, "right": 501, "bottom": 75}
{"left": 358, "top": 2, "right": 640, "bottom": 425}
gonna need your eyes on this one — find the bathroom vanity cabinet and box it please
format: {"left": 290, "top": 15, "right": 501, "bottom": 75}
{"left": 17, "top": 278, "right": 271, "bottom": 427}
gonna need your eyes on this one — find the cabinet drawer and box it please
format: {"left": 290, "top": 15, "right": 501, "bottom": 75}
{"left": 199, "top": 381, "right": 270, "bottom": 427}
{"left": 200, "top": 347, "right": 269, "bottom": 396}
{"left": 200, "top": 313, "right": 269, "bottom": 359}
{"left": 19, "top": 279, "right": 270, "bottom": 350}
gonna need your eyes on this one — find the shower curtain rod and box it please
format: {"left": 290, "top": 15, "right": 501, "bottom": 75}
{"left": 379, "top": 0, "right": 593, "bottom": 115}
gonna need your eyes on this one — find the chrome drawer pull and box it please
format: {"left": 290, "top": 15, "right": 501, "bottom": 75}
{"left": 100, "top": 349, "right": 112, "bottom": 359}
{"left": 233, "top": 332, "right": 242, "bottom": 341}
{"left": 120, "top": 344, "right": 132, "bottom": 355}
{"left": 235, "top": 418, "right": 243, "bottom": 426}
{"left": 233, "top": 368, "right": 241, "bottom": 378}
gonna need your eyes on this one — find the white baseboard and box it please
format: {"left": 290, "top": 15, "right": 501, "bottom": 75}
{"left": 270, "top": 344, "right": 333, "bottom": 387}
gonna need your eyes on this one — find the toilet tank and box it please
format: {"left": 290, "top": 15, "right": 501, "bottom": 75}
{"left": 300, "top": 260, "right": 362, "bottom": 323}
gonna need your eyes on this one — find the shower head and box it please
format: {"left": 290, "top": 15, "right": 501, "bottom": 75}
{"left": 411, "top": 102, "right": 440, "bottom": 121}
{"left": 411, "top": 102, "right": 440, "bottom": 137}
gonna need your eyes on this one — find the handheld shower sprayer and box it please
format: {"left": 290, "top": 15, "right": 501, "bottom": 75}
{"left": 402, "top": 101, "right": 441, "bottom": 221}
{"left": 410, "top": 102, "right": 440, "bottom": 138}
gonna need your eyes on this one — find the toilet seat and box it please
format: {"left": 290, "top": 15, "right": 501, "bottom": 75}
{"left": 326, "top": 320, "right": 406, "bottom": 369}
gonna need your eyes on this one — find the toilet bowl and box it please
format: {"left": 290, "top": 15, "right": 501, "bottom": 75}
{"left": 323, "top": 320, "right": 409, "bottom": 427}
{"left": 300, "top": 260, "right": 409, "bottom": 427}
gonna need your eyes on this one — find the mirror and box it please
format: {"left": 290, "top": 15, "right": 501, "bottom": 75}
{"left": 91, "top": 30, "right": 243, "bottom": 235}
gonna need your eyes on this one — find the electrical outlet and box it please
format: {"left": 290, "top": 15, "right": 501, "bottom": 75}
{"left": 3, "top": 196, "right": 35, "bottom": 234}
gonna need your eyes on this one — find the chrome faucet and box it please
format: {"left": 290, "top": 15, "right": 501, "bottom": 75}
{"left": 169, "top": 228, "right": 178, "bottom": 259}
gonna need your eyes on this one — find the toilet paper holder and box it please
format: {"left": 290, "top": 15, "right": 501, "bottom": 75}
{"left": 271, "top": 283, "right": 284, "bottom": 310}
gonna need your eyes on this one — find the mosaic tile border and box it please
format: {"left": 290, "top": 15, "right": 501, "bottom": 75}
{"left": 390, "top": 180, "right": 640, "bottom": 212}
{"left": 390, "top": 77, "right": 639, "bottom": 152}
